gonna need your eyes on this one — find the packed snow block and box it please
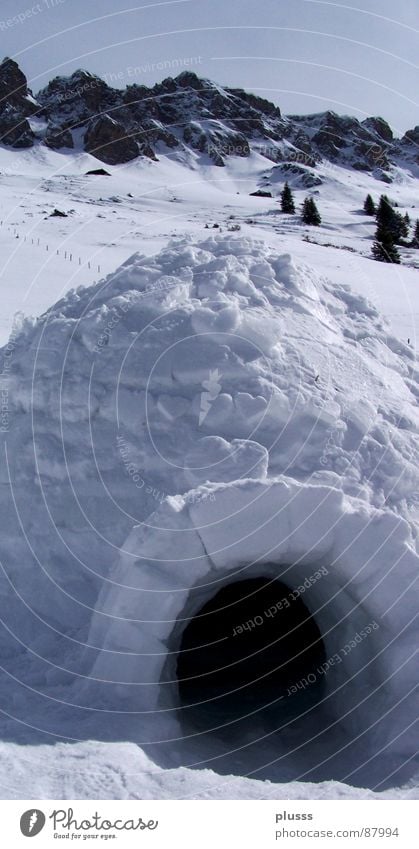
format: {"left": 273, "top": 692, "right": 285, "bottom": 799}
{"left": 234, "top": 391, "right": 269, "bottom": 424}
{"left": 91, "top": 627, "right": 168, "bottom": 706}
{"left": 184, "top": 436, "right": 268, "bottom": 486}
{"left": 86, "top": 504, "right": 212, "bottom": 698}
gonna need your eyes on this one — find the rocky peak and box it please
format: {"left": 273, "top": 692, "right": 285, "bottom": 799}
{"left": 0, "top": 57, "right": 39, "bottom": 148}
{"left": 288, "top": 109, "right": 398, "bottom": 173}
{"left": 0, "top": 57, "right": 38, "bottom": 116}
{"left": 361, "top": 116, "right": 393, "bottom": 142}
{"left": 175, "top": 70, "right": 209, "bottom": 90}
{"left": 402, "top": 126, "right": 419, "bottom": 145}
{"left": 38, "top": 69, "right": 119, "bottom": 122}
{"left": 0, "top": 57, "right": 29, "bottom": 103}
{"left": 226, "top": 88, "right": 281, "bottom": 118}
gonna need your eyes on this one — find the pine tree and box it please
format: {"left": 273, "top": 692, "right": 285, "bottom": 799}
{"left": 363, "top": 194, "right": 376, "bottom": 215}
{"left": 302, "top": 197, "right": 321, "bottom": 226}
{"left": 401, "top": 212, "right": 411, "bottom": 239}
{"left": 376, "top": 194, "right": 404, "bottom": 243}
{"left": 411, "top": 219, "right": 419, "bottom": 248}
{"left": 372, "top": 223, "right": 401, "bottom": 263}
{"left": 280, "top": 182, "right": 295, "bottom": 214}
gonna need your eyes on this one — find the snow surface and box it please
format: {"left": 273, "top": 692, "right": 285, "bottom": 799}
{"left": 1, "top": 142, "right": 419, "bottom": 348}
{"left": 1, "top": 741, "right": 418, "bottom": 801}
{"left": 0, "top": 143, "right": 418, "bottom": 800}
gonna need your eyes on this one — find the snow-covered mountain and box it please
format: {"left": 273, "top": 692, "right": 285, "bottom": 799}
{"left": 1, "top": 57, "right": 418, "bottom": 181}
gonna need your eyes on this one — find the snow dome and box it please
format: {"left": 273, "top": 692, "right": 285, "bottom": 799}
{"left": 1, "top": 235, "right": 418, "bottom": 789}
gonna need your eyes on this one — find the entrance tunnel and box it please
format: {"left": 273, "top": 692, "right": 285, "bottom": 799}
{"left": 176, "top": 577, "right": 327, "bottom": 725}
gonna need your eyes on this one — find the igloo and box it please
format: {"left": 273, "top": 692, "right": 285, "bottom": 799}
{"left": 1, "top": 235, "right": 418, "bottom": 788}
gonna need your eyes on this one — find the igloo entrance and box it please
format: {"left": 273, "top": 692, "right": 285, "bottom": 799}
{"left": 177, "top": 576, "right": 327, "bottom": 727}
{"left": 86, "top": 476, "right": 419, "bottom": 788}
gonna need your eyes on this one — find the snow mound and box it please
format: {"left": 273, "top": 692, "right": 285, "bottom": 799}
{"left": 1, "top": 234, "right": 418, "bottom": 797}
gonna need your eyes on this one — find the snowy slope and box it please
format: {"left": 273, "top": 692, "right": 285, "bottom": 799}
{"left": 0, "top": 231, "right": 418, "bottom": 799}
{"left": 1, "top": 141, "right": 419, "bottom": 349}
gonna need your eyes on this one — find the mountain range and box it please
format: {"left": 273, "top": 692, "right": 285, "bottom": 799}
{"left": 0, "top": 56, "right": 418, "bottom": 183}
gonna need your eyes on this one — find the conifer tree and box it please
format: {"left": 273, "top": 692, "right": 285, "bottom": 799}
{"left": 372, "top": 223, "right": 400, "bottom": 263}
{"left": 280, "top": 182, "right": 295, "bottom": 214}
{"left": 363, "top": 194, "right": 376, "bottom": 215}
{"left": 401, "top": 212, "right": 411, "bottom": 239}
{"left": 376, "top": 195, "right": 404, "bottom": 243}
{"left": 411, "top": 219, "right": 419, "bottom": 248}
{"left": 302, "top": 196, "right": 321, "bottom": 226}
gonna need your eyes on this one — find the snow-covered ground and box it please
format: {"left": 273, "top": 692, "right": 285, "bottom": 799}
{"left": 2, "top": 741, "right": 418, "bottom": 800}
{"left": 1, "top": 144, "right": 419, "bottom": 348}
{"left": 0, "top": 143, "right": 418, "bottom": 800}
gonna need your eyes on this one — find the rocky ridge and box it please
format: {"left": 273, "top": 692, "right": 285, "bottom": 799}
{"left": 0, "top": 58, "right": 418, "bottom": 181}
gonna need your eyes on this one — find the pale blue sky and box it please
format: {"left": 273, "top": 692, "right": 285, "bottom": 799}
{"left": 1, "top": 0, "right": 418, "bottom": 134}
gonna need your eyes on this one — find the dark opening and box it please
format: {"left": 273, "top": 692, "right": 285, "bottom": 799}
{"left": 176, "top": 577, "right": 327, "bottom": 727}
